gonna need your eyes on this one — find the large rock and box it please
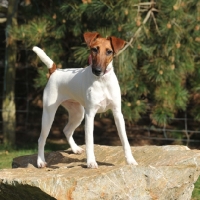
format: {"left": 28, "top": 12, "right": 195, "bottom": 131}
{"left": 0, "top": 145, "right": 200, "bottom": 200}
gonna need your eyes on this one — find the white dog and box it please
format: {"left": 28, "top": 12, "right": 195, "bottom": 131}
{"left": 33, "top": 32, "right": 138, "bottom": 168}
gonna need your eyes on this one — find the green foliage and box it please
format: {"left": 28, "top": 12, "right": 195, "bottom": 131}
{"left": 0, "top": 142, "right": 69, "bottom": 169}
{"left": 0, "top": 147, "right": 37, "bottom": 169}
{"left": 10, "top": 0, "right": 200, "bottom": 126}
{"left": 34, "top": 68, "right": 48, "bottom": 88}
{"left": 193, "top": 177, "right": 200, "bottom": 199}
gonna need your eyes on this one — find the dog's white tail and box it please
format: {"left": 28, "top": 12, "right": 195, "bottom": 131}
{"left": 32, "top": 46, "right": 53, "bottom": 69}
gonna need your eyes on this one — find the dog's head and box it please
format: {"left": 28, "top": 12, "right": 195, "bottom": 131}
{"left": 84, "top": 32, "right": 125, "bottom": 76}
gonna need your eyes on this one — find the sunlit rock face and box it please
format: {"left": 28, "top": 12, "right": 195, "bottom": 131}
{"left": 0, "top": 145, "right": 200, "bottom": 200}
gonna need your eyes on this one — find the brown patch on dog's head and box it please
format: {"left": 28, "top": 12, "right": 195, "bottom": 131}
{"left": 84, "top": 32, "right": 101, "bottom": 47}
{"left": 108, "top": 36, "right": 126, "bottom": 54}
{"left": 84, "top": 32, "right": 125, "bottom": 76}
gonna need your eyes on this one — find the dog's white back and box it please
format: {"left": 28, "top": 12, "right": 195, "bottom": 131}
{"left": 45, "top": 65, "right": 118, "bottom": 112}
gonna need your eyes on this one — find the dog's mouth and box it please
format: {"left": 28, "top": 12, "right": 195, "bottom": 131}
{"left": 92, "top": 67, "right": 104, "bottom": 76}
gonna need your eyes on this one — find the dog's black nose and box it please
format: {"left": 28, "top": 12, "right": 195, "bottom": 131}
{"left": 92, "top": 67, "right": 102, "bottom": 76}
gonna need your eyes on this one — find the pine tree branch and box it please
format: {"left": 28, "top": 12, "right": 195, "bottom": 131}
{"left": 116, "top": 1, "right": 160, "bottom": 57}
{"left": 116, "top": 8, "right": 152, "bottom": 56}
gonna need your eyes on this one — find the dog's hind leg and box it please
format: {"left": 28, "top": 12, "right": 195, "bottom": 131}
{"left": 37, "top": 103, "right": 59, "bottom": 168}
{"left": 62, "top": 100, "right": 85, "bottom": 154}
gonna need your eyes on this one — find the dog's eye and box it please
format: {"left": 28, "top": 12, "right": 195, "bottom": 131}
{"left": 106, "top": 50, "right": 113, "bottom": 55}
{"left": 91, "top": 47, "right": 98, "bottom": 53}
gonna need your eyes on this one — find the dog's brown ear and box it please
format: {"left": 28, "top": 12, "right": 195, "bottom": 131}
{"left": 108, "top": 36, "right": 126, "bottom": 54}
{"left": 84, "top": 32, "right": 100, "bottom": 47}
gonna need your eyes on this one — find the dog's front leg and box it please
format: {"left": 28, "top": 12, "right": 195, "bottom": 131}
{"left": 112, "top": 109, "right": 138, "bottom": 165}
{"left": 85, "top": 109, "right": 98, "bottom": 168}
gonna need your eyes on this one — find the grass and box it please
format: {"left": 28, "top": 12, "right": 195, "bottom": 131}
{"left": 0, "top": 143, "right": 200, "bottom": 199}
{"left": 193, "top": 178, "right": 200, "bottom": 200}
{"left": 0, "top": 143, "right": 36, "bottom": 169}
{"left": 0, "top": 141, "right": 69, "bottom": 169}
{"left": 0, "top": 148, "right": 37, "bottom": 169}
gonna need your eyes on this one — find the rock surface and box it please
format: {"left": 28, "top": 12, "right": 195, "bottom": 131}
{"left": 0, "top": 145, "right": 200, "bottom": 200}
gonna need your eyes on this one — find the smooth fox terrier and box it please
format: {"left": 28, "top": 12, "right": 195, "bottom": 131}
{"left": 33, "top": 32, "right": 138, "bottom": 168}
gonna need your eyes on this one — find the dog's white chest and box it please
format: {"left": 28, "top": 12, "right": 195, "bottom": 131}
{"left": 86, "top": 77, "right": 113, "bottom": 113}
{"left": 97, "top": 98, "right": 111, "bottom": 113}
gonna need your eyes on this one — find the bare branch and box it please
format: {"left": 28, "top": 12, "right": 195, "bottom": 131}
{"left": 116, "top": 8, "right": 152, "bottom": 56}
{"left": 116, "top": 1, "right": 161, "bottom": 57}
{"left": 132, "top": 2, "right": 156, "bottom": 7}
{"left": 151, "top": 11, "right": 161, "bottom": 36}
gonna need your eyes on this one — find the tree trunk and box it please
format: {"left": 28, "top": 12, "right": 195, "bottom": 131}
{"left": 2, "top": 0, "right": 19, "bottom": 146}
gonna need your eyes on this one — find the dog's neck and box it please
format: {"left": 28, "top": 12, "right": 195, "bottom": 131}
{"left": 105, "top": 60, "right": 113, "bottom": 74}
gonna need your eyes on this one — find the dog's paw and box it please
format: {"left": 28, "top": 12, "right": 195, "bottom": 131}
{"left": 37, "top": 157, "right": 47, "bottom": 168}
{"left": 127, "top": 157, "right": 138, "bottom": 166}
{"left": 72, "top": 146, "right": 84, "bottom": 154}
{"left": 87, "top": 161, "right": 98, "bottom": 169}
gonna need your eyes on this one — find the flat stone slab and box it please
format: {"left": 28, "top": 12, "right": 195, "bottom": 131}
{"left": 0, "top": 145, "right": 200, "bottom": 200}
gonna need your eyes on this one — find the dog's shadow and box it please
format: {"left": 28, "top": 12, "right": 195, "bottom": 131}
{"left": 47, "top": 150, "right": 114, "bottom": 169}
{"left": 12, "top": 150, "right": 114, "bottom": 169}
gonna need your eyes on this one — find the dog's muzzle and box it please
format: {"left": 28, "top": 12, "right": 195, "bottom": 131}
{"left": 92, "top": 67, "right": 102, "bottom": 76}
